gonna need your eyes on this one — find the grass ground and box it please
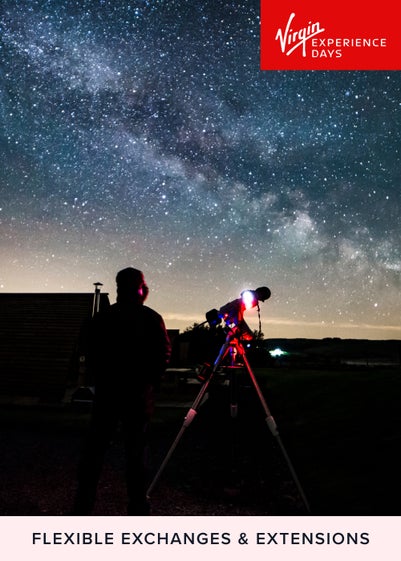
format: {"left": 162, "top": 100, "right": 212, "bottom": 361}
{"left": 0, "top": 365, "right": 399, "bottom": 516}
{"left": 251, "top": 366, "right": 401, "bottom": 515}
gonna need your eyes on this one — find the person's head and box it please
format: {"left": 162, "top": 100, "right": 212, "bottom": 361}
{"left": 116, "top": 267, "right": 149, "bottom": 303}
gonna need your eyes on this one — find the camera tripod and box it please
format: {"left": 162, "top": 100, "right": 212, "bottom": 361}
{"left": 147, "top": 326, "right": 310, "bottom": 513}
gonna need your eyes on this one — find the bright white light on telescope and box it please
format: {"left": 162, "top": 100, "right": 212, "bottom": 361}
{"left": 241, "top": 290, "right": 257, "bottom": 310}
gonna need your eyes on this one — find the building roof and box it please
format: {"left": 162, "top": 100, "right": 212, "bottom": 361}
{"left": 0, "top": 293, "right": 109, "bottom": 402}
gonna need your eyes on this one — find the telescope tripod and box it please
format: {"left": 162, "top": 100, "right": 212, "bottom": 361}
{"left": 147, "top": 328, "right": 310, "bottom": 513}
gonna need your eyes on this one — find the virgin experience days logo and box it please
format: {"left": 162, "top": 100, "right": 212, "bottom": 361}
{"left": 274, "top": 12, "right": 386, "bottom": 60}
{"left": 260, "top": 1, "right": 399, "bottom": 70}
{"left": 275, "top": 12, "right": 325, "bottom": 57}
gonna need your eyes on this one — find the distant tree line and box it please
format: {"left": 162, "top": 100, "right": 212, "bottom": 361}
{"left": 169, "top": 323, "right": 273, "bottom": 368}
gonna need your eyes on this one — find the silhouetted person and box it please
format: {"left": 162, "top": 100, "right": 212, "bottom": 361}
{"left": 73, "top": 267, "right": 171, "bottom": 515}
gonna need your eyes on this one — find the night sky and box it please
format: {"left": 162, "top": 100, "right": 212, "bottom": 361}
{"left": 1, "top": 0, "right": 400, "bottom": 339}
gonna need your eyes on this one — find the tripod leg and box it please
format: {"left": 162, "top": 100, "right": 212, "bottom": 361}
{"left": 147, "top": 370, "right": 219, "bottom": 497}
{"left": 240, "top": 348, "right": 311, "bottom": 513}
{"left": 147, "top": 339, "right": 233, "bottom": 498}
{"left": 146, "top": 406, "right": 199, "bottom": 498}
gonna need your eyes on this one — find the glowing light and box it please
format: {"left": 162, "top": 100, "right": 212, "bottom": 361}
{"left": 269, "top": 347, "right": 287, "bottom": 357}
{"left": 241, "top": 290, "right": 257, "bottom": 310}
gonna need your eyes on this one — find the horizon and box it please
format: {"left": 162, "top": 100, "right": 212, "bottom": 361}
{"left": 1, "top": 288, "right": 400, "bottom": 341}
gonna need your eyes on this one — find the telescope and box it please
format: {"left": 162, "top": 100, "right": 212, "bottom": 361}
{"left": 205, "top": 286, "right": 271, "bottom": 339}
{"left": 147, "top": 283, "right": 311, "bottom": 513}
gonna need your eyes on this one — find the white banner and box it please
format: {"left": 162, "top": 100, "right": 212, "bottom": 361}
{"left": 1, "top": 516, "right": 400, "bottom": 561}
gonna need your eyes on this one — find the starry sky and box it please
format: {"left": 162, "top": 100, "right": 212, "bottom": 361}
{"left": 1, "top": 0, "right": 401, "bottom": 339}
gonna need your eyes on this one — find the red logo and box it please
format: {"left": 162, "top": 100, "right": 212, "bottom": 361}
{"left": 260, "top": 0, "right": 401, "bottom": 70}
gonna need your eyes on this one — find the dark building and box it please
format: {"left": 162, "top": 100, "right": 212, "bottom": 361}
{"left": 0, "top": 293, "right": 110, "bottom": 403}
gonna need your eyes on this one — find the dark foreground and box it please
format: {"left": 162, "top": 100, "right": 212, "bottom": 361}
{"left": 0, "top": 402, "right": 306, "bottom": 516}
{"left": 0, "top": 367, "right": 400, "bottom": 516}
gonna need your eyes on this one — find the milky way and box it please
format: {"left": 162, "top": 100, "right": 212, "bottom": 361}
{"left": 1, "top": 0, "right": 401, "bottom": 338}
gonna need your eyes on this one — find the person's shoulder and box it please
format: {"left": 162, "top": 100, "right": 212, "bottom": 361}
{"left": 98, "top": 302, "right": 118, "bottom": 316}
{"left": 142, "top": 305, "right": 165, "bottom": 322}
{"left": 142, "top": 304, "right": 162, "bottom": 317}
{"left": 92, "top": 302, "right": 119, "bottom": 322}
